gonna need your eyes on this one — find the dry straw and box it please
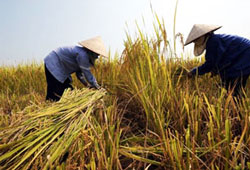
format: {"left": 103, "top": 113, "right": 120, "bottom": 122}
{"left": 0, "top": 88, "right": 106, "bottom": 170}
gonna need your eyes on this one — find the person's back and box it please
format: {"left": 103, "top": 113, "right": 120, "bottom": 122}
{"left": 45, "top": 46, "right": 90, "bottom": 83}
{"left": 206, "top": 34, "right": 250, "bottom": 78}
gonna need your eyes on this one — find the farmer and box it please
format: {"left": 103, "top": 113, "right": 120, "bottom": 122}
{"left": 44, "top": 36, "right": 107, "bottom": 101}
{"left": 185, "top": 24, "right": 250, "bottom": 97}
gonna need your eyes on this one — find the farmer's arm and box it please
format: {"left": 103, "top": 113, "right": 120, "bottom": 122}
{"left": 190, "top": 54, "right": 214, "bottom": 75}
{"left": 76, "top": 55, "right": 100, "bottom": 89}
{"left": 75, "top": 71, "right": 88, "bottom": 86}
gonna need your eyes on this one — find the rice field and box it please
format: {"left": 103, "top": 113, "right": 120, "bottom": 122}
{"left": 0, "top": 18, "right": 250, "bottom": 170}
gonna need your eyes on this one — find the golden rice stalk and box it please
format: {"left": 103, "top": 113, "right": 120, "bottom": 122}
{"left": 0, "top": 88, "right": 106, "bottom": 170}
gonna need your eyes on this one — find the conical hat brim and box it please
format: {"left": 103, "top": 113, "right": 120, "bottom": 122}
{"left": 79, "top": 36, "right": 108, "bottom": 58}
{"left": 184, "top": 24, "right": 222, "bottom": 46}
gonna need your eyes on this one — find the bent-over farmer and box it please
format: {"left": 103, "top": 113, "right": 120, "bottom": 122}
{"left": 44, "top": 36, "right": 107, "bottom": 101}
{"left": 185, "top": 24, "right": 250, "bottom": 97}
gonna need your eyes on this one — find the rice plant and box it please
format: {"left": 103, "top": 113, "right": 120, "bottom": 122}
{"left": 0, "top": 14, "right": 250, "bottom": 170}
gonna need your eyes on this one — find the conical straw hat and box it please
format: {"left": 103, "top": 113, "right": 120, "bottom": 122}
{"left": 79, "top": 36, "right": 108, "bottom": 58}
{"left": 184, "top": 24, "right": 222, "bottom": 46}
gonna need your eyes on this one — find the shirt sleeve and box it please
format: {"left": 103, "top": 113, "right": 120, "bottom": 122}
{"left": 76, "top": 53, "right": 100, "bottom": 89}
{"left": 190, "top": 53, "right": 214, "bottom": 75}
{"left": 76, "top": 71, "right": 88, "bottom": 86}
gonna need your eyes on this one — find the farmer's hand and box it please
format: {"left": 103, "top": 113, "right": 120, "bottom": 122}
{"left": 89, "top": 84, "right": 100, "bottom": 90}
{"left": 99, "top": 87, "right": 107, "bottom": 92}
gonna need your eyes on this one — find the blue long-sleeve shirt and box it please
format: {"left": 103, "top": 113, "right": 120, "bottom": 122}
{"left": 44, "top": 46, "right": 99, "bottom": 88}
{"left": 191, "top": 34, "right": 250, "bottom": 78}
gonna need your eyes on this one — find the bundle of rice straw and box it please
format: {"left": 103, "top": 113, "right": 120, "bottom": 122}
{"left": 0, "top": 88, "right": 106, "bottom": 170}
